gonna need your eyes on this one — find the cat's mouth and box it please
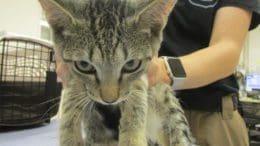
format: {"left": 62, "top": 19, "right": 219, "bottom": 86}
{"left": 101, "top": 100, "right": 121, "bottom": 105}
{"left": 103, "top": 97, "right": 128, "bottom": 105}
{"left": 90, "top": 96, "right": 126, "bottom": 105}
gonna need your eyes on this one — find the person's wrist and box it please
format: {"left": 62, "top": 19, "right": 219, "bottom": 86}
{"left": 162, "top": 56, "right": 187, "bottom": 89}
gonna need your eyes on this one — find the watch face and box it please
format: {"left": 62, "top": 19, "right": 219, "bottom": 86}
{"left": 168, "top": 58, "right": 186, "bottom": 77}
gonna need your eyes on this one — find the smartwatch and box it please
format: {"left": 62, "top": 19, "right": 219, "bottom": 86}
{"left": 163, "top": 56, "right": 186, "bottom": 89}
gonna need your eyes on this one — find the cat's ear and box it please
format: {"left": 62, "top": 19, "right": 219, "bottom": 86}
{"left": 135, "top": 0, "right": 177, "bottom": 36}
{"left": 39, "top": 0, "right": 76, "bottom": 31}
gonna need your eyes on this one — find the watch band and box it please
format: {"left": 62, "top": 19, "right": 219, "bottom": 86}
{"left": 163, "top": 56, "right": 186, "bottom": 89}
{"left": 163, "top": 56, "right": 174, "bottom": 86}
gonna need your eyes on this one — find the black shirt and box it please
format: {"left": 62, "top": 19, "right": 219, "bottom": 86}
{"left": 159, "top": 0, "right": 260, "bottom": 111}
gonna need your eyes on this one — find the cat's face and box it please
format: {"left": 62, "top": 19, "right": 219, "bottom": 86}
{"left": 40, "top": 0, "right": 176, "bottom": 104}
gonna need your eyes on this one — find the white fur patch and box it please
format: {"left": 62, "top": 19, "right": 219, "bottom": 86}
{"left": 141, "top": 74, "right": 149, "bottom": 87}
{"left": 146, "top": 109, "right": 162, "bottom": 142}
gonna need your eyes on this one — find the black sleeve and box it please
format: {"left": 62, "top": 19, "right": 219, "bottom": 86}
{"left": 217, "top": 0, "right": 260, "bottom": 30}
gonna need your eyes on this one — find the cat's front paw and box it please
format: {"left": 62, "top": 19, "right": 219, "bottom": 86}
{"left": 119, "top": 133, "right": 147, "bottom": 146}
{"left": 119, "top": 140, "right": 147, "bottom": 146}
{"left": 60, "top": 140, "right": 82, "bottom": 146}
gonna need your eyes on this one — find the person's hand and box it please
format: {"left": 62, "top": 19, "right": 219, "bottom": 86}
{"left": 147, "top": 56, "right": 172, "bottom": 87}
{"left": 55, "top": 54, "right": 69, "bottom": 86}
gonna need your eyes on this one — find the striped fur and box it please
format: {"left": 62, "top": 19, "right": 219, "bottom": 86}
{"left": 39, "top": 0, "right": 196, "bottom": 145}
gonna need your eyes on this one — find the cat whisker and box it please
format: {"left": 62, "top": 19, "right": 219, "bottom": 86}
{"left": 39, "top": 102, "right": 60, "bottom": 121}
{"left": 75, "top": 93, "right": 94, "bottom": 115}
{"left": 69, "top": 95, "right": 89, "bottom": 121}
{"left": 127, "top": 91, "right": 145, "bottom": 98}
{"left": 75, "top": 99, "right": 93, "bottom": 123}
{"left": 61, "top": 137, "right": 74, "bottom": 145}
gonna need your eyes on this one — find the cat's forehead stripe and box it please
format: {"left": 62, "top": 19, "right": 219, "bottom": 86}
{"left": 86, "top": 0, "right": 130, "bottom": 59}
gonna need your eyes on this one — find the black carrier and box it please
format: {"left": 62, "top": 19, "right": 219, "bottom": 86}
{"left": 0, "top": 33, "right": 61, "bottom": 126}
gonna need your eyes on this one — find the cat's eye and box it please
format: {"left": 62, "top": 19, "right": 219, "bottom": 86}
{"left": 122, "top": 60, "right": 142, "bottom": 73}
{"left": 74, "top": 61, "right": 96, "bottom": 74}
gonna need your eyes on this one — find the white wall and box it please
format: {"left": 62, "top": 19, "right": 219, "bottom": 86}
{"left": 248, "top": 26, "right": 260, "bottom": 74}
{"left": 0, "top": 0, "right": 42, "bottom": 38}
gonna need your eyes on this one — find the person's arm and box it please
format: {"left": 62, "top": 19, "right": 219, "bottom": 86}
{"left": 148, "top": 6, "right": 252, "bottom": 89}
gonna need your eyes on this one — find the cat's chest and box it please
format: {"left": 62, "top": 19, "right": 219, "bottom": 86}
{"left": 95, "top": 103, "right": 121, "bottom": 140}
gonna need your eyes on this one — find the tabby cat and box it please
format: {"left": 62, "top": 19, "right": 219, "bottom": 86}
{"left": 39, "top": 0, "right": 195, "bottom": 145}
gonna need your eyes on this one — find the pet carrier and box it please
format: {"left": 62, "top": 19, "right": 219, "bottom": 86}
{"left": 0, "top": 32, "right": 61, "bottom": 126}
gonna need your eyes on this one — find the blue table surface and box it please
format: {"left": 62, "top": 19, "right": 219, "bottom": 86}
{"left": 0, "top": 119, "right": 58, "bottom": 146}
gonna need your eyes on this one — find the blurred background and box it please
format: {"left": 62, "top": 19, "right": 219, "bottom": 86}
{"left": 0, "top": 0, "right": 259, "bottom": 146}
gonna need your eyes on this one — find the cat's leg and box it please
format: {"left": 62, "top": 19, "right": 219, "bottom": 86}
{"left": 119, "top": 97, "right": 148, "bottom": 146}
{"left": 118, "top": 80, "right": 148, "bottom": 146}
{"left": 85, "top": 143, "right": 117, "bottom": 146}
{"left": 59, "top": 88, "right": 87, "bottom": 146}
{"left": 150, "top": 84, "right": 195, "bottom": 146}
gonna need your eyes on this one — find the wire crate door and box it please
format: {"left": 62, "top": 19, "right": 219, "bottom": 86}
{"left": 0, "top": 37, "right": 61, "bottom": 126}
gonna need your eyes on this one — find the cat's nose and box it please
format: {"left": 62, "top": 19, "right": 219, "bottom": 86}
{"left": 100, "top": 85, "right": 119, "bottom": 103}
